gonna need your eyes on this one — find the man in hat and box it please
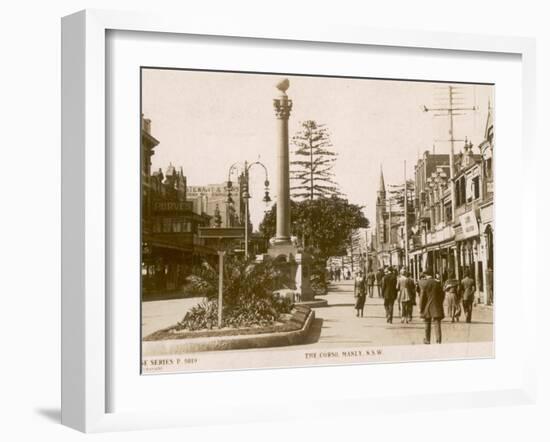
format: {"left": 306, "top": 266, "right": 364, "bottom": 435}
{"left": 381, "top": 267, "right": 398, "bottom": 323}
{"left": 460, "top": 271, "right": 476, "bottom": 323}
{"left": 418, "top": 270, "right": 445, "bottom": 344}
{"left": 366, "top": 270, "right": 376, "bottom": 298}
{"left": 375, "top": 267, "right": 384, "bottom": 298}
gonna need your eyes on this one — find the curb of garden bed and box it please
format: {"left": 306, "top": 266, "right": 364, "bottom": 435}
{"left": 142, "top": 306, "right": 315, "bottom": 355}
{"left": 296, "top": 298, "right": 328, "bottom": 308}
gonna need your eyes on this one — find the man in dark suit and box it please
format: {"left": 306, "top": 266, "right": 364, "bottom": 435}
{"left": 460, "top": 271, "right": 476, "bottom": 323}
{"left": 418, "top": 271, "right": 445, "bottom": 344}
{"left": 381, "top": 268, "right": 398, "bottom": 323}
{"left": 366, "top": 271, "right": 376, "bottom": 298}
{"left": 375, "top": 268, "right": 384, "bottom": 298}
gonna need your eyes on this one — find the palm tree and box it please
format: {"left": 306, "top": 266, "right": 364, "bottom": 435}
{"left": 179, "top": 257, "right": 292, "bottom": 329}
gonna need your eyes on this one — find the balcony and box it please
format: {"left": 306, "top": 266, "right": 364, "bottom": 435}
{"left": 419, "top": 224, "right": 454, "bottom": 247}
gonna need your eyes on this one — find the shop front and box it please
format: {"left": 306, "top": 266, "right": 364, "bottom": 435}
{"left": 479, "top": 201, "right": 494, "bottom": 305}
{"left": 455, "top": 209, "right": 487, "bottom": 304}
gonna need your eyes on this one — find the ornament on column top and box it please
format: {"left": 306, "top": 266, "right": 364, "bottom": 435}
{"left": 273, "top": 78, "right": 292, "bottom": 119}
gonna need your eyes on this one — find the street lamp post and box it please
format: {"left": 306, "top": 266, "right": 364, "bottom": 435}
{"left": 217, "top": 250, "right": 225, "bottom": 328}
{"left": 226, "top": 160, "right": 271, "bottom": 259}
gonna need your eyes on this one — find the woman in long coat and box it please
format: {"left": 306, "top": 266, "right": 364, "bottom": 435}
{"left": 354, "top": 271, "right": 367, "bottom": 317}
{"left": 397, "top": 269, "right": 415, "bottom": 323}
{"left": 443, "top": 275, "right": 461, "bottom": 322}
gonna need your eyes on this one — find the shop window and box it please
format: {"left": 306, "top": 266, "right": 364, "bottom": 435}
{"left": 472, "top": 176, "right": 480, "bottom": 200}
{"left": 445, "top": 203, "right": 452, "bottom": 222}
{"left": 455, "top": 178, "right": 467, "bottom": 206}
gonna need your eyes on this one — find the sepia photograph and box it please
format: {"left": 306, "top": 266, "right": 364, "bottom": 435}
{"left": 140, "top": 68, "right": 495, "bottom": 374}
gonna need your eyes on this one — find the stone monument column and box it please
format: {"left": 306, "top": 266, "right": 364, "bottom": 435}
{"left": 265, "top": 79, "right": 320, "bottom": 305}
{"left": 272, "top": 79, "right": 292, "bottom": 245}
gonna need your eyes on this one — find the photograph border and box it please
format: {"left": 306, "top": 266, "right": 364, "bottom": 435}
{"left": 61, "top": 9, "right": 536, "bottom": 432}
{"left": 138, "top": 66, "right": 496, "bottom": 374}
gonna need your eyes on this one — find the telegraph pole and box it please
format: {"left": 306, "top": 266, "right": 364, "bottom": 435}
{"left": 423, "top": 85, "right": 477, "bottom": 220}
{"left": 217, "top": 250, "right": 225, "bottom": 328}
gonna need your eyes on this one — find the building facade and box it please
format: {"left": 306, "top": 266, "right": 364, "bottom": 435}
{"left": 406, "top": 113, "right": 494, "bottom": 305}
{"left": 478, "top": 104, "right": 494, "bottom": 304}
{"left": 141, "top": 116, "right": 216, "bottom": 296}
{"left": 409, "top": 151, "right": 455, "bottom": 281}
{"left": 187, "top": 178, "right": 246, "bottom": 229}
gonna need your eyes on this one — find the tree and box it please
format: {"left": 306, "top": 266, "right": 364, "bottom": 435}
{"left": 290, "top": 120, "right": 340, "bottom": 200}
{"left": 260, "top": 197, "right": 369, "bottom": 294}
{"left": 259, "top": 196, "right": 369, "bottom": 259}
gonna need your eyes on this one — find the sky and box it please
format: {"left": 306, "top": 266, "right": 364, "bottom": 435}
{"left": 142, "top": 68, "right": 493, "bottom": 231}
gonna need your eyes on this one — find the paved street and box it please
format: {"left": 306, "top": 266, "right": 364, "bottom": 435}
{"left": 142, "top": 280, "right": 493, "bottom": 347}
{"left": 142, "top": 296, "right": 204, "bottom": 337}
{"left": 297, "top": 280, "right": 493, "bottom": 349}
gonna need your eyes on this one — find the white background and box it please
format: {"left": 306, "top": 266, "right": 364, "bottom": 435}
{"left": 1, "top": 1, "right": 548, "bottom": 441}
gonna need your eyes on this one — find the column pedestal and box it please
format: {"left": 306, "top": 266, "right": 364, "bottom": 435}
{"left": 264, "top": 244, "right": 315, "bottom": 302}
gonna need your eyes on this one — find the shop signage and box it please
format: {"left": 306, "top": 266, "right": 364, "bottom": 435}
{"left": 459, "top": 210, "right": 479, "bottom": 239}
{"left": 426, "top": 225, "right": 454, "bottom": 245}
{"left": 152, "top": 200, "right": 194, "bottom": 214}
{"left": 187, "top": 185, "right": 227, "bottom": 198}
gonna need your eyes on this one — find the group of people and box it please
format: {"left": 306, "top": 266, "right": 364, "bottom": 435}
{"left": 359, "top": 269, "right": 387, "bottom": 298}
{"left": 353, "top": 267, "right": 477, "bottom": 345}
{"left": 329, "top": 267, "right": 352, "bottom": 282}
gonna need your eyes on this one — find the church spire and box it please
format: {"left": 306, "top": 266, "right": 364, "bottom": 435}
{"left": 379, "top": 165, "right": 386, "bottom": 194}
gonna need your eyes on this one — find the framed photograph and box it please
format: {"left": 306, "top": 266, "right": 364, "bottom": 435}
{"left": 62, "top": 9, "right": 537, "bottom": 432}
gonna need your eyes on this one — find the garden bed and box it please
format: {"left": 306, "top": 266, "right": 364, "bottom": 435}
{"left": 144, "top": 305, "right": 311, "bottom": 341}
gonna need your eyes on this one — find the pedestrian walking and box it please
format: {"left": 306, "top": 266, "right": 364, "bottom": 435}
{"left": 366, "top": 271, "right": 375, "bottom": 297}
{"left": 335, "top": 268, "right": 341, "bottom": 282}
{"left": 415, "top": 275, "right": 423, "bottom": 316}
{"left": 382, "top": 268, "right": 398, "bottom": 323}
{"left": 418, "top": 271, "right": 445, "bottom": 344}
{"left": 460, "top": 271, "right": 476, "bottom": 323}
{"left": 397, "top": 269, "right": 415, "bottom": 323}
{"left": 443, "top": 275, "right": 461, "bottom": 322}
{"left": 329, "top": 268, "right": 334, "bottom": 281}
{"left": 376, "top": 268, "right": 384, "bottom": 298}
{"left": 353, "top": 271, "right": 367, "bottom": 317}
{"left": 486, "top": 268, "right": 494, "bottom": 306}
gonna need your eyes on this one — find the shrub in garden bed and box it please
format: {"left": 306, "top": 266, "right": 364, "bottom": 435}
{"left": 176, "top": 257, "right": 294, "bottom": 331}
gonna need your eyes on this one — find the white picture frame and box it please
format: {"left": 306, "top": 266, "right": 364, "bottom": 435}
{"left": 61, "top": 9, "right": 537, "bottom": 433}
